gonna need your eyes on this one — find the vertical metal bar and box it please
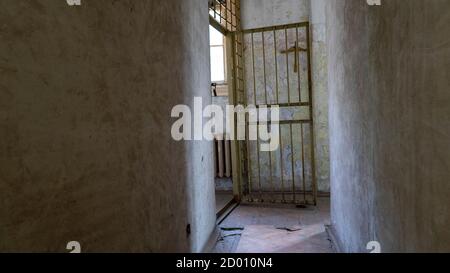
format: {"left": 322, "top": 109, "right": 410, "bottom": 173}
{"left": 289, "top": 124, "right": 296, "bottom": 202}
{"left": 262, "top": 31, "right": 274, "bottom": 201}
{"left": 268, "top": 120, "right": 274, "bottom": 202}
{"left": 294, "top": 42, "right": 298, "bottom": 74}
{"left": 273, "top": 29, "right": 279, "bottom": 201}
{"left": 306, "top": 23, "right": 317, "bottom": 205}
{"left": 236, "top": 0, "right": 240, "bottom": 31}
{"left": 227, "top": 1, "right": 231, "bottom": 31}
{"left": 223, "top": 36, "right": 227, "bottom": 81}
{"left": 296, "top": 27, "right": 302, "bottom": 103}
{"left": 237, "top": 33, "right": 250, "bottom": 200}
{"left": 225, "top": 0, "right": 229, "bottom": 30}
{"left": 262, "top": 31, "right": 268, "bottom": 104}
{"left": 232, "top": 33, "right": 243, "bottom": 200}
{"left": 218, "top": 2, "right": 222, "bottom": 25}
{"left": 273, "top": 29, "right": 279, "bottom": 104}
{"left": 251, "top": 32, "right": 262, "bottom": 201}
{"left": 231, "top": 0, "right": 235, "bottom": 31}
{"left": 251, "top": 33, "right": 257, "bottom": 106}
{"left": 300, "top": 123, "right": 307, "bottom": 204}
{"left": 221, "top": 2, "right": 223, "bottom": 26}
{"left": 246, "top": 112, "right": 252, "bottom": 198}
{"left": 295, "top": 26, "right": 302, "bottom": 204}
{"left": 279, "top": 124, "right": 285, "bottom": 202}
{"left": 219, "top": 2, "right": 227, "bottom": 28}
{"left": 285, "top": 28, "right": 292, "bottom": 203}
{"left": 285, "top": 28, "right": 291, "bottom": 105}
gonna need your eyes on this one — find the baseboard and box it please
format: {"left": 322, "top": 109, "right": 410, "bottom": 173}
{"left": 325, "top": 224, "right": 344, "bottom": 253}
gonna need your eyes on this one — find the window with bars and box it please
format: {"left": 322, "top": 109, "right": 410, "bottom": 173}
{"left": 209, "top": 0, "right": 241, "bottom": 32}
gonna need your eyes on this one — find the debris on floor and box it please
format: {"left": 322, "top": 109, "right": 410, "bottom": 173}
{"left": 220, "top": 227, "right": 244, "bottom": 231}
{"left": 218, "top": 233, "right": 242, "bottom": 241}
{"left": 275, "top": 226, "right": 302, "bottom": 232}
{"left": 212, "top": 198, "right": 333, "bottom": 253}
{"left": 236, "top": 224, "right": 332, "bottom": 253}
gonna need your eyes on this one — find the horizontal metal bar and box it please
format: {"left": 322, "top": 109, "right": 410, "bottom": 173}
{"left": 244, "top": 196, "right": 314, "bottom": 206}
{"left": 255, "top": 102, "right": 310, "bottom": 108}
{"left": 247, "top": 120, "right": 312, "bottom": 125}
{"left": 241, "top": 21, "right": 309, "bottom": 34}
{"left": 209, "top": 15, "right": 228, "bottom": 35}
{"left": 248, "top": 190, "right": 315, "bottom": 195}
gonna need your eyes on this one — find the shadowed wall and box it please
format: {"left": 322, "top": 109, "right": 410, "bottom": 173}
{"left": 0, "top": 0, "right": 215, "bottom": 252}
{"left": 327, "top": 0, "right": 450, "bottom": 252}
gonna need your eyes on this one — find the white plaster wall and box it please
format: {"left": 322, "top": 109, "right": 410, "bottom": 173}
{"left": 183, "top": 0, "right": 217, "bottom": 253}
{"left": 241, "top": 0, "right": 310, "bottom": 30}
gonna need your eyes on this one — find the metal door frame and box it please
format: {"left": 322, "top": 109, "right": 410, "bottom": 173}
{"left": 231, "top": 22, "right": 317, "bottom": 206}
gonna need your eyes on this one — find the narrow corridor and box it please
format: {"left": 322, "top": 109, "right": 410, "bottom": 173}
{"left": 0, "top": 0, "right": 449, "bottom": 255}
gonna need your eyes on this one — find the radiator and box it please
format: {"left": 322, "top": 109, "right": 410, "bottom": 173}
{"left": 214, "top": 134, "right": 232, "bottom": 178}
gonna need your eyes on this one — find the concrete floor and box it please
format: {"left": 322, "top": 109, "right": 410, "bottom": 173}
{"left": 212, "top": 198, "right": 334, "bottom": 253}
{"left": 215, "top": 178, "right": 233, "bottom": 191}
{"left": 215, "top": 177, "right": 234, "bottom": 214}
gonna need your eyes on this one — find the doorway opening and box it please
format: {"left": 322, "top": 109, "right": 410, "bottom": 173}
{"left": 209, "top": 24, "right": 235, "bottom": 218}
{"left": 207, "top": 0, "right": 332, "bottom": 253}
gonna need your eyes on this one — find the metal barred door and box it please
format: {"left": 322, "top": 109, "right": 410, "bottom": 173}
{"left": 237, "top": 22, "right": 317, "bottom": 206}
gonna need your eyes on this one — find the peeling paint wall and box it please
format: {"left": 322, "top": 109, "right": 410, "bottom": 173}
{"left": 241, "top": 0, "right": 330, "bottom": 193}
{"left": 0, "top": 0, "right": 215, "bottom": 252}
{"left": 327, "top": 0, "right": 450, "bottom": 252}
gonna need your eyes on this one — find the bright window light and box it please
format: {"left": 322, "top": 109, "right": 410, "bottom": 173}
{"left": 210, "top": 26, "right": 226, "bottom": 83}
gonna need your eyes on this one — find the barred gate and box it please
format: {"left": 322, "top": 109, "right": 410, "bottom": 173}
{"left": 233, "top": 22, "right": 317, "bottom": 206}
